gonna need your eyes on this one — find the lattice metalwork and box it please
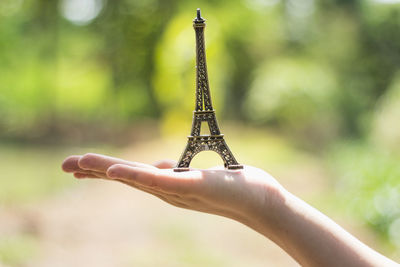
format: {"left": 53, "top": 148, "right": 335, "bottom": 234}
{"left": 174, "top": 9, "right": 243, "bottom": 172}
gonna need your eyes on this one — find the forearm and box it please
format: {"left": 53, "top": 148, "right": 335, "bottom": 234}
{"left": 246, "top": 188, "right": 398, "bottom": 267}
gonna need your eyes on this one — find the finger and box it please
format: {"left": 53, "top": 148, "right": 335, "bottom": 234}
{"left": 106, "top": 164, "right": 202, "bottom": 194}
{"left": 74, "top": 170, "right": 107, "bottom": 179}
{"left": 73, "top": 167, "right": 191, "bottom": 208}
{"left": 73, "top": 172, "right": 99, "bottom": 179}
{"left": 78, "top": 153, "right": 156, "bottom": 173}
{"left": 152, "top": 159, "right": 177, "bottom": 169}
{"left": 62, "top": 155, "right": 82, "bottom": 173}
{"left": 115, "top": 178, "right": 188, "bottom": 208}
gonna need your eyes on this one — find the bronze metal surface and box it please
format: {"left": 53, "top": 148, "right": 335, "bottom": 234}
{"left": 174, "top": 9, "right": 243, "bottom": 171}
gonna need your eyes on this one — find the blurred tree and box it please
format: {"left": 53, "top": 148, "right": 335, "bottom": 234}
{"left": 0, "top": 0, "right": 400, "bottom": 144}
{"left": 93, "top": 0, "right": 178, "bottom": 118}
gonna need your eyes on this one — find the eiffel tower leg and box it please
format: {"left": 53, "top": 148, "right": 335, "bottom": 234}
{"left": 174, "top": 139, "right": 200, "bottom": 172}
{"left": 213, "top": 139, "right": 243, "bottom": 170}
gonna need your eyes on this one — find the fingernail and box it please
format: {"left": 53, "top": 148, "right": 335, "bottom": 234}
{"left": 107, "top": 168, "right": 119, "bottom": 179}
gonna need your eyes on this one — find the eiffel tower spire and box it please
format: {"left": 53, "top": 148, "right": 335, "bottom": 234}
{"left": 193, "top": 8, "right": 213, "bottom": 112}
{"left": 174, "top": 9, "right": 243, "bottom": 172}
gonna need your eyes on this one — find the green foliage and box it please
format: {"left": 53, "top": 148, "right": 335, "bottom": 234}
{"left": 1, "top": 0, "right": 400, "bottom": 141}
{"left": 1, "top": 0, "right": 400, "bottom": 250}
{"left": 244, "top": 57, "right": 337, "bottom": 138}
{"left": 329, "top": 143, "right": 400, "bottom": 249}
{"left": 371, "top": 72, "right": 400, "bottom": 152}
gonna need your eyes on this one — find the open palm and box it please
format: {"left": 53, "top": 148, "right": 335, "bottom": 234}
{"left": 62, "top": 153, "right": 283, "bottom": 224}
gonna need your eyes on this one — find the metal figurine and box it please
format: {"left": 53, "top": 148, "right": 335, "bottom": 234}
{"left": 174, "top": 9, "right": 243, "bottom": 172}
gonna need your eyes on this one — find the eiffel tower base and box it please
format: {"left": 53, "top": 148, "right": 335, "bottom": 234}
{"left": 174, "top": 135, "right": 243, "bottom": 172}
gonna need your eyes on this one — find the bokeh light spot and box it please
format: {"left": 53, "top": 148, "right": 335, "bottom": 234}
{"left": 60, "top": 0, "right": 104, "bottom": 26}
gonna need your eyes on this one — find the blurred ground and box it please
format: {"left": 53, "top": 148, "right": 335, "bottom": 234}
{"left": 0, "top": 126, "right": 395, "bottom": 267}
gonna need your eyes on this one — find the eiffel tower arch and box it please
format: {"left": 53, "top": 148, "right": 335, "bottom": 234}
{"left": 174, "top": 9, "right": 243, "bottom": 172}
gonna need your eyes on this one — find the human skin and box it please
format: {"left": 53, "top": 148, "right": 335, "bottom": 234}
{"left": 62, "top": 153, "right": 399, "bottom": 267}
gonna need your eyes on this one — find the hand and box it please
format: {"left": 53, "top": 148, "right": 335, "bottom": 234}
{"left": 61, "top": 153, "right": 285, "bottom": 227}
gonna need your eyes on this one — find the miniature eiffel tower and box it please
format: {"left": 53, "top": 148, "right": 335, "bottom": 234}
{"left": 174, "top": 9, "right": 243, "bottom": 172}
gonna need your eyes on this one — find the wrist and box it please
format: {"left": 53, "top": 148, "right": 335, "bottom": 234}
{"left": 238, "top": 181, "right": 290, "bottom": 243}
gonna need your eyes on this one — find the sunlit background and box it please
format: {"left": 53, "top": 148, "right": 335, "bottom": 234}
{"left": 1, "top": 0, "right": 400, "bottom": 266}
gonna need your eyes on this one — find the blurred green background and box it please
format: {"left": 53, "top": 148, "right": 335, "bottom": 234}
{"left": 1, "top": 0, "right": 400, "bottom": 266}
